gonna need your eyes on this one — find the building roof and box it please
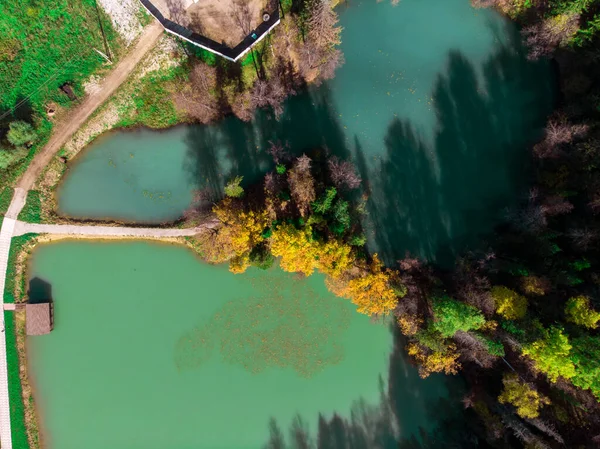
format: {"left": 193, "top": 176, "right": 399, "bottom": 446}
{"left": 26, "top": 303, "right": 52, "bottom": 336}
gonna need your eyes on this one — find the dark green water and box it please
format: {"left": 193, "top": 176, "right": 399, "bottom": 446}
{"left": 27, "top": 241, "right": 460, "bottom": 449}
{"left": 58, "top": 0, "right": 554, "bottom": 264}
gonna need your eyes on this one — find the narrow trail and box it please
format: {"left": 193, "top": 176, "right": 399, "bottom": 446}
{"left": 15, "top": 21, "right": 163, "bottom": 194}
{"left": 0, "top": 20, "right": 165, "bottom": 449}
{"left": 12, "top": 220, "right": 219, "bottom": 238}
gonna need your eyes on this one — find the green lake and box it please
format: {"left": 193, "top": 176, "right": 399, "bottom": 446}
{"left": 27, "top": 241, "right": 459, "bottom": 449}
{"left": 57, "top": 0, "right": 554, "bottom": 264}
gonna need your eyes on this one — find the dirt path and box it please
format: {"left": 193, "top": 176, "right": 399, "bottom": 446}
{"left": 12, "top": 219, "right": 219, "bottom": 238}
{"left": 15, "top": 21, "right": 164, "bottom": 196}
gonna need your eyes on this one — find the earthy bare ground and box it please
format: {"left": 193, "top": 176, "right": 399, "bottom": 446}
{"left": 153, "top": 0, "right": 267, "bottom": 46}
{"left": 15, "top": 21, "right": 164, "bottom": 195}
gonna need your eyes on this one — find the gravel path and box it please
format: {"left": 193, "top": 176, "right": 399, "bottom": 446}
{"left": 13, "top": 220, "right": 219, "bottom": 238}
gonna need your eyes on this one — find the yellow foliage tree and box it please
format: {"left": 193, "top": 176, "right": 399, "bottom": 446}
{"left": 193, "top": 227, "right": 235, "bottom": 264}
{"left": 407, "top": 342, "right": 460, "bottom": 378}
{"left": 490, "top": 286, "right": 527, "bottom": 320}
{"left": 229, "top": 253, "right": 250, "bottom": 274}
{"left": 397, "top": 314, "right": 422, "bottom": 336}
{"left": 316, "top": 239, "right": 353, "bottom": 278}
{"left": 270, "top": 223, "right": 318, "bottom": 276}
{"left": 338, "top": 255, "right": 399, "bottom": 316}
{"left": 565, "top": 296, "right": 600, "bottom": 329}
{"left": 498, "top": 373, "right": 550, "bottom": 419}
{"left": 521, "top": 276, "right": 547, "bottom": 296}
{"left": 213, "top": 198, "right": 269, "bottom": 256}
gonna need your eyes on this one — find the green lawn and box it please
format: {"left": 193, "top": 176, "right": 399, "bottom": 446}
{"left": 0, "top": 0, "right": 120, "bottom": 116}
{"left": 0, "top": 0, "right": 121, "bottom": 188}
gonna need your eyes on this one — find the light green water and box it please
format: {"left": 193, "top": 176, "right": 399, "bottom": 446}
{"left": 57, "top": 0, "right": 554, "bottom": 264}
{"left": 27, "top": 241, "right": 455, "bottom": 449}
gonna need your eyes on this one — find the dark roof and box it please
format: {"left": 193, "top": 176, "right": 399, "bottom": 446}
{"left": 26, "top": 303, "right": 52, "bottom": 336}
{"left": 139, "top": 0, "right": 280, "bottom": 61}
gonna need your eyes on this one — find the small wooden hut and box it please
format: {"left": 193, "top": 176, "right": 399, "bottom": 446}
{"left": 25, "top": 303, "right": 53, "bottom": 336}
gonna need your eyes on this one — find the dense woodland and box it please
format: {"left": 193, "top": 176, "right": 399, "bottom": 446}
{"left": 188, "top": 1, "right": 600, "bottom": 447}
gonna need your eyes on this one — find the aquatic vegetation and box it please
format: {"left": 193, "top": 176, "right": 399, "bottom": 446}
{"left": 175, "top": 270, "right": 352, "bottom": 377}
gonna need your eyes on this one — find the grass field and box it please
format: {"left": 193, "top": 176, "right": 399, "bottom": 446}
{"left": 0, "top": 0, "right": 120, "bottom": 116}
{"left": 0, "top": 0, "right": 121, "bottom": 188}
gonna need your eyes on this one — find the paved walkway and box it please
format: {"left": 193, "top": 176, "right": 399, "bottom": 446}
{"left": 0, "top": 217, "right": 15, "bottom": 449}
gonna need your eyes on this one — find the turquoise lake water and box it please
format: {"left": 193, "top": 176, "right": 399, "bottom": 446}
{"left": 57, "top": 0, "right": 554, "bottom": 264}
{"left": 27, "top": 241, "right": 459, "bottom": 449}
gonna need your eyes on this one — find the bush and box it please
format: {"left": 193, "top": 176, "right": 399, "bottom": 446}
{"left": 6, "top": 121, "right": 36, "bottom": 147}
{"left": 432, "top": 295, "right": 486, "bottom": 337}
{"left": 224, "top": 176, "right": 244, "bottom": 198}
{"left": 0, "top": 147, "right": 27, "bottom": 170}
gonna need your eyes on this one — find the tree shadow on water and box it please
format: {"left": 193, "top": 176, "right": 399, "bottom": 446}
{"left": 183, "top": 86, "right": 364, "bottom": 203}
{"left": 366, "top": 25, "right": 554, "bottom": 267}
{"left": 262, "top": 327, "right": 488, "bottom": 449}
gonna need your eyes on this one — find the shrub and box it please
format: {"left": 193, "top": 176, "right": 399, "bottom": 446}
{"left": 224, "top": 176, "right": 244, "bottom": 198}
{"left": 0, "top": 147, "right": 27, "bottom": 170}
{"left": 7, "top": 121, "right": 36, "bottom": 147}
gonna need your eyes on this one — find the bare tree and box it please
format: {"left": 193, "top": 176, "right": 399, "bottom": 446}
{"left": 266, "top": 140, "right": 290, "bottom": 164}
{"left": 173, "top": 62, "right": 218, "bottom": 123}
{"left": 522, "top": 13, "right": 580, "bottom": 60}
{"left": 567, "top": 227, "right": 597, "bottom": 250}
{"left": 250, "top": 73, "right": 290, "bottom": 119}
{"left": 288, "top": 155, "right": 315, "bottom": 216}
{"left": 533, "top": 115, "right": 588, "bottom": 158}
{"left": 306, "top": 0, "right": 341, "bottom": 48}
{"left": 297, "top": 0, "right": 343, "bottom": 83}
{"left": 540, "top": 195, "right": 574, "bottom": 216}
{"left": 327, "top": 156, "right": 361, "bottom": 189}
